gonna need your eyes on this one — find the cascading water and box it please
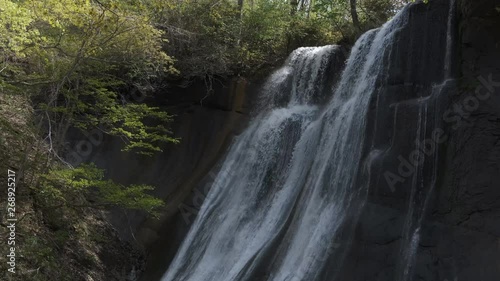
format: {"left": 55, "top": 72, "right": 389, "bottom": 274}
{"left": 161, "top": 6, "right": 411, "bottom": 281}
{"left": 396, "top": 1, "right": 457, "bottom": 280}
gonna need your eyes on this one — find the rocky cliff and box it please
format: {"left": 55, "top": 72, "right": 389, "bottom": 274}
{"left": 63, "top": 77, "right": 258, "bottom": 279}
{"left": 81, "top": 1, "right": 500, "bottom": 280}
{"left": 341, "top": 0, "right": 500, "bottom": 280}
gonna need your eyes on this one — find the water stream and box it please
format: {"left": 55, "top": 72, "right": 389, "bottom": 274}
{"left": 161, "top": 6, "right": 411, "bottom": 281}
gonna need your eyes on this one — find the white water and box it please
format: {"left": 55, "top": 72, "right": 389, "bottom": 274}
{"left": 397, "top": 1, "right": 456, "bottom": 280}
{"left": 161, "top": 6, "right": 410, "bottom": 281}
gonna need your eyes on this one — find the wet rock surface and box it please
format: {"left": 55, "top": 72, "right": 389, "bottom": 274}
{"left": 78, "top": 0, "right": 500, "bottom": 280}
{"left": 341, "top": 0, "right": 500, "bottom": 280}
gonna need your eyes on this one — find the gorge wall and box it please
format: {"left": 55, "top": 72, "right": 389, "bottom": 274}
{"left": 63, "top": 77, "right": 259, "bottom": 278}
{"left": 341, "top": 0, "right": 500, "bottom": 280}
{"left": 77, "top": 0, "right": 500, "bottom": 280}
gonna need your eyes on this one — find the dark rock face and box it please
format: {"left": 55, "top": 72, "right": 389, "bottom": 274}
{"left": 77, "top": 0, "right": 500, "bottom": 280}
{"left": 432, "top": 0, "right": 500, "bottom": 279}
{"left": 338, "top": 0, "right": 500, "bottom": 281}
{"left": 64, "top": 77, "right": 258, "bottom": 278}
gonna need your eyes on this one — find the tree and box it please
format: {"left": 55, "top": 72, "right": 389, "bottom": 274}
{"left": 38, "top": 163, "right": 164, "bottom": 216}
{"left": 1, "top": 0, "right": 179, "bottom": 157}
{"left": 291, "top": 0, "right": 299, "bottom": 15}
{"left": 0, "top": 0, "right": 177, "bottom": 218}
{"left": 350, "top": 0, "right": 361, "bottom": 29}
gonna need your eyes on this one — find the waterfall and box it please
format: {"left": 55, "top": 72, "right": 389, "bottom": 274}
{"left": 161, "top": 5, "right": 411, "bottom": 281}
{"left": 396, "top": 1, "right": 457, "bottom": 280}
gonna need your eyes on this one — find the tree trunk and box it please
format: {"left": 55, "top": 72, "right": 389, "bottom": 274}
{"left": 238, "top": 0, "right": 244, "bottom": 14}
{"left": 291, "top": 0, "right": 299, "bottom": 15}
{"left": 237, "top": 0, "right": 244, "bottom": 46}
{"left": 307, "top": 0, "right": 314, "bottom": 19}
{"left": 350, "top": 0, "right": 361, "bottom": 29}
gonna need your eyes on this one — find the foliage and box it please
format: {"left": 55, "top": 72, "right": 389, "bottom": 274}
{"left": 1, "top": 0, "right": 178, "bottom": 155}
{"left": 38, "top": 163, "right": 164, "bottom": 216}
{"left": 150, "top": 0, "right": 401, "bottom": 78}
{"left": 1, "top": 5, "right": 169, "bottom": 278}
{"left": 0, "top": 0, "right": 408, "bottom": 279}
{"left": 152, "top": 0, "right": 331, "bottom": 78}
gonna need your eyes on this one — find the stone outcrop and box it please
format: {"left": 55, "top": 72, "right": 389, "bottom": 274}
{"left": 340, "top": 1, "right": 500, "bottom": 280}
{"left": 64, "top": 77, "right": 257, "bottom": 279}
{"left": 80, "top": 0, "right": 500, "bottom": 280}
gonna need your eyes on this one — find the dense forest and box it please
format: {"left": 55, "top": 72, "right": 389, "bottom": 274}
{"left": 1, "top": 0, "right": 414, "bottom": 280}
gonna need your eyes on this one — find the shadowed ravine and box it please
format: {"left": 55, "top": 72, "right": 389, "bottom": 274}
{"left": 153, "top": 0, "right": 500, "bottom": 279}
{"left": 3, "top": 0, "right": 500, "bottom": 280}
{"left": 160, "top": 5, "right": 418, "bottom": 281}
